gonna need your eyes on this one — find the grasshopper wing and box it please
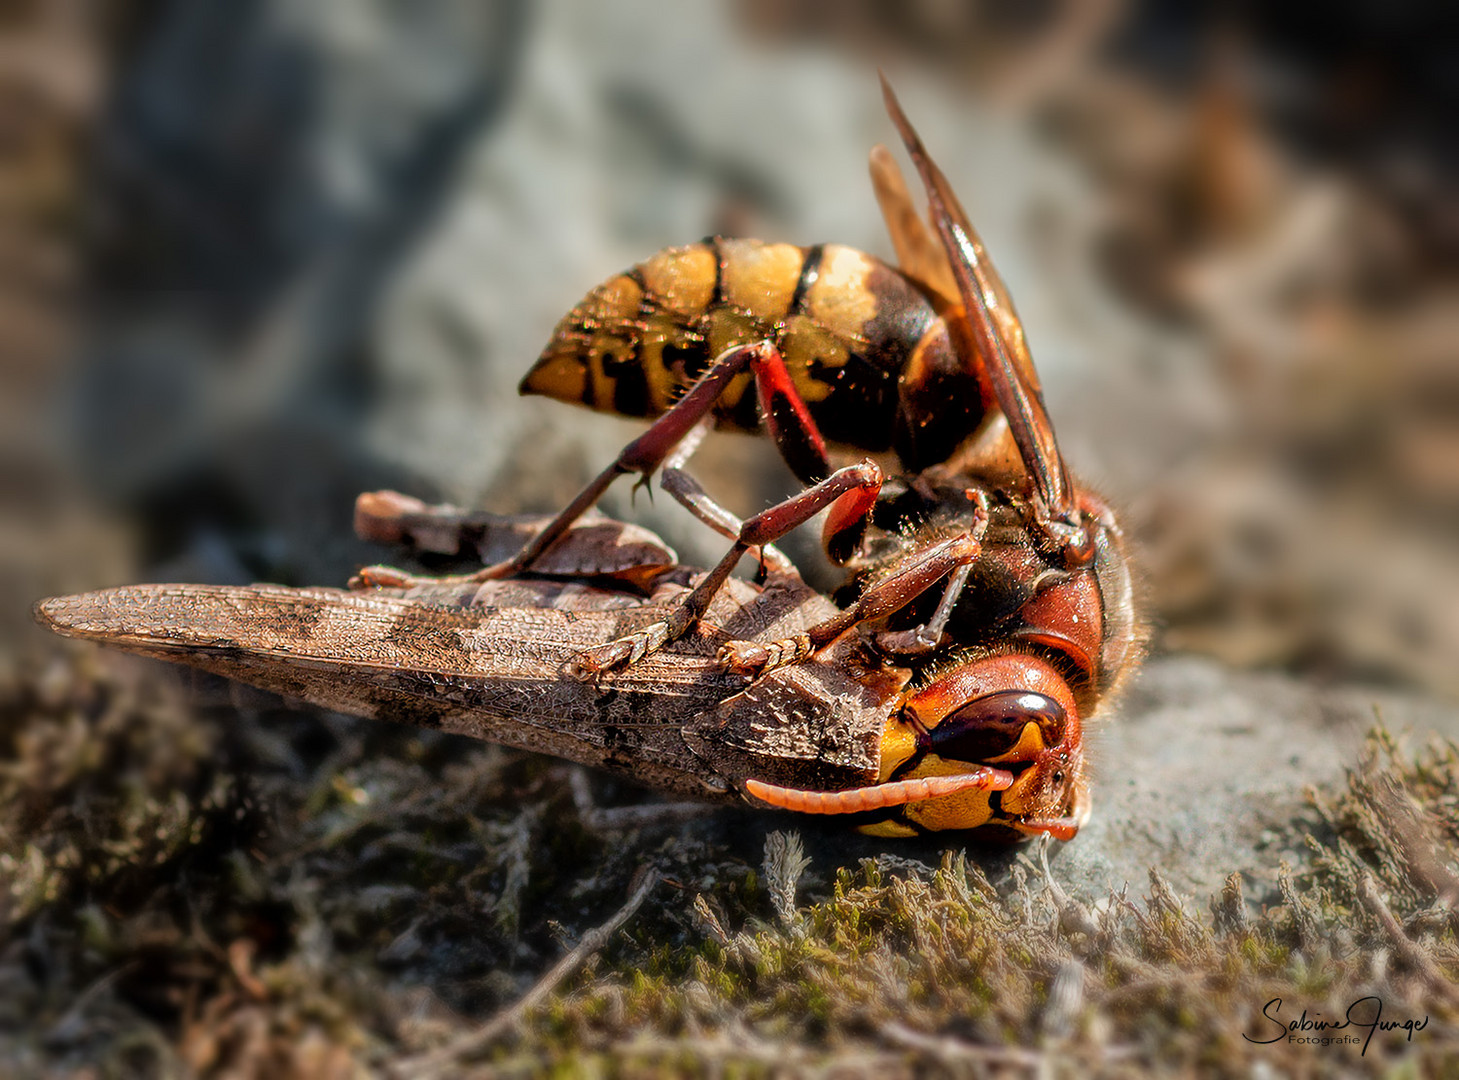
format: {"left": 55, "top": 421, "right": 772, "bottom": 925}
{"left": 37, "top": 572, "right": 905, "bottom": 803}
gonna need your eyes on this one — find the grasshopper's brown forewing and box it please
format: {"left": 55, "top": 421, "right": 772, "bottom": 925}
{"left": 37, "top": 567, "right": 910, "bottom": 802}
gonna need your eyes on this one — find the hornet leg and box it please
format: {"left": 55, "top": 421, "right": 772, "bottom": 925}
{"left": 656, "top": 418, "right": 795, "bottom": 574}
{"left": 567, "top": 459, "right": 885, "bottom": 680}
{"left": 350, "top": 341, "right": 830, "bottom": 590}
{"left": 481, "top": 339, "right": 832, "bottom": 582}
{"left": 718, "top": 496, "right": 989, "bottom": 678}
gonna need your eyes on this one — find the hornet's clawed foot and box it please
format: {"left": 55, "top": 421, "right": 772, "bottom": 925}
{"left": 564, "top": 623, "right": 672, "bottom": 682}
{"left": 716, "top": 636, "right": 813, "bottom": 679}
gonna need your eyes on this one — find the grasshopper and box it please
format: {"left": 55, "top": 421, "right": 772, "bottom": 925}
{"left": 38, "top": 504, "right": 1012, "bottom": 826}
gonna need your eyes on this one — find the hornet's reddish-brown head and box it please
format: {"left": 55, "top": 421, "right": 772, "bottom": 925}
{"left": 743, "top": 78, "right": 1142, "bottom": 840}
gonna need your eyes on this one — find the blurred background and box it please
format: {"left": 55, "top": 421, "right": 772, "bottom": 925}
{"left": 2, "top": 0, "right": 1455, "bottom": 694}
{"left": 1, "top": 0, "right": 1456, "bottom": 1070}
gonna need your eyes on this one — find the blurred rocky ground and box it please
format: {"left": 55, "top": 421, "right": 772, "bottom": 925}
{"left": 1, "top": 0, "right": 1456, "bottom": 1074}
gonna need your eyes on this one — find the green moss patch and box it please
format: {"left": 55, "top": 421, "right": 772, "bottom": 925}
{"left": 2, "top": 652, "right": 1455, "bottom": 1076}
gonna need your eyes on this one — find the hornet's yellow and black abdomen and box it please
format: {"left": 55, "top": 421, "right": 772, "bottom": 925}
{"left": 520, "top": 238, "right": 989, "bottom": 471}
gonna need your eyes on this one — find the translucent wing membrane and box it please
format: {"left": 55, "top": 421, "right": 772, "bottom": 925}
{"left": 868, "top": 143, "right": 959, "bottom": 303}
{"left": 878, "top": 75, "right": 1077, "bottom": 528}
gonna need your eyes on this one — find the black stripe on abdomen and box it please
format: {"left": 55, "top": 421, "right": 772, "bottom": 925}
{"left": 788, "top": 244, "right": 824, "bottom": 314}
{"left": 707, "top": 236, "right": 727, "bottom": 308}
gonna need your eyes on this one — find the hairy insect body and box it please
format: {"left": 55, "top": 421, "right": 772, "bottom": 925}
{"left": 860, "top": 481, "right": 1137, "bottom": 705}
{"left": 496, "top": 81, "right": 1145, "bottom": 840}
{"left": 522, "top": 238, "right": 987, "bottom": 474}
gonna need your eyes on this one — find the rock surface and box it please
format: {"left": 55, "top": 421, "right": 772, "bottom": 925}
{"left": 1052, "top": 655, "right": 1456, "bottom": 902}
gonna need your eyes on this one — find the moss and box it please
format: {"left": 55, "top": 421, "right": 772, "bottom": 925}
{"left": 2, "top": 653, "right": 1458, "bottom": 1076}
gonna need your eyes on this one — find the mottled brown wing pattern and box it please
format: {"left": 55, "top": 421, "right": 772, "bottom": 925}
{"left": 36, "top": 570, "right": 902, "bottom": 801}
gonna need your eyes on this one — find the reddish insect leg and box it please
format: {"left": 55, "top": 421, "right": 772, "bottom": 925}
{"left": 351, "top": 341, "right": 832, "bottom": 590}
{"left": 476, "top": 340, "right": 832, "bottom": 583}
{"left": 657, "top": 418, "right": 795, "bottom": 574}
{"left": 873, "top": 488, "right": 991, "bottom": 657}
{"left": 566, "top": 460, "right": 884, "bottom": 680}
{"left": 717, "top": 524, "right": 984, "bottom": 678}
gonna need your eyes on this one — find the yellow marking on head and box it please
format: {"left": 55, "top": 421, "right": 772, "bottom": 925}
{"left": 802, "top": 245, "right": 878, "bottom": 339}
{"left": 902, "top": 788, "right": 995, "bottom": 832}
{"left": 858, "top": 819, "right": 919, "bottom": 839}
{"left": 639, "top": 244, "right": 718, "bottom": 315}
{"left": 876, "top": 715, "right": 921, "bottom": 783}
{"left": 895, "top": 754, "right": 998, "bottom": 832}
{"left": 985, "top": 721, "right": 1047, "bottom": 765}
{"left": 1000, "top": 757, "right": 1074, "bottom": 818}
{"left": 719, "top": 239, "right": 803, "bottom": 321}
{"left": 982, "top": 722, "right": 1052, "bottom": 817}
